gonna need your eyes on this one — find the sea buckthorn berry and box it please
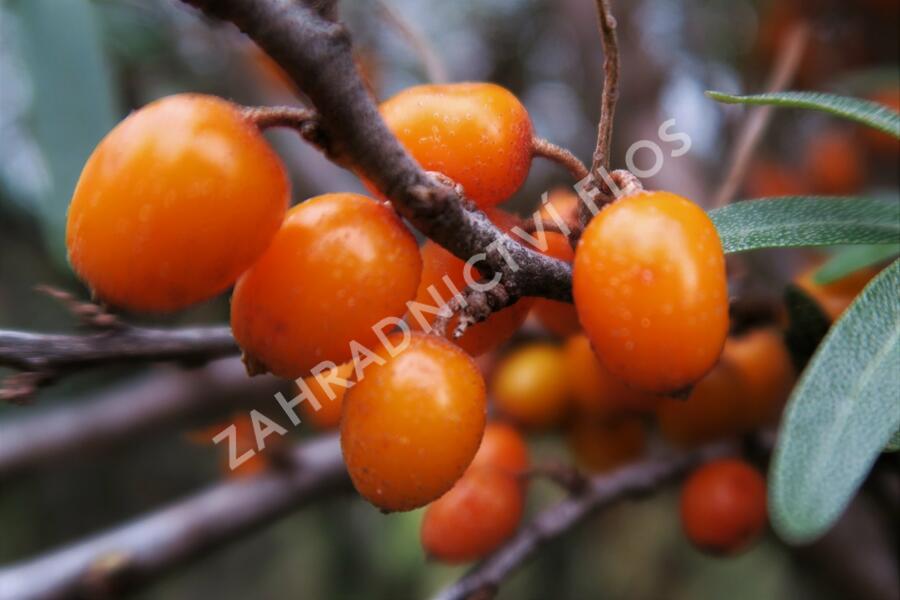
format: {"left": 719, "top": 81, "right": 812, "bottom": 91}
{"left": 567, "top": 415, "right": 645, "bottom": 473}
{"left": 410, "top": 240, "right": 533, "bottom": 356}
{"left": 573, "top": 190, "right": 729, "bottom": 394}
{"left": 470, "top": 422, "right": 529, "bottom": 476}
{"left": 563, "top": 334, "right": 661, "bottom": 417}
{"left": 66, "top": 94, "right": 288, "bottom": 312}
{"left": 805, "top": 130, "right": 865, "bottom": 195}
{"left": 491, "top": 343, "right": 570, "bottom": 429}
{"left": 680, "top": 459, "right": 767, "bottom": 554}
{"left": 531, "top": 231, "right": 581, "bottom": 337}
{"left": 420, "top": 467, "right": 524, "bottom": 563}
{"left": 795, "top": 262, "right": 878, "bottom": 322}
{"left": 724, "top": 328, "right": 795, "bottom": 429}
{"left": 340, "top": 333, "right": 487, "bottom": 511}
{"left": 657, "top": 360, "right": 746, "bottom": 448}
{"left": 230, "top": 193, "right": 421, "bottom": 379}
{"left": 538, "top": 188, "right": 580, "bottom": 228}
{"left": 379, "top": 83, "right": 533, "bottom": 208}
{"left": 300, "top": 362, "right": 354, "bottom": 430}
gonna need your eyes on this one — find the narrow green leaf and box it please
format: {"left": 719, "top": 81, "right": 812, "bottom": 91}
{"left": 770, "top": 259, "right": 900, "bottom": 544}
{"left": 813, "top": 244, "right": 900, "bottom": 285}
{"left": 709, "top": 197, "right": 900, "bottom": 254}
{"left": 706, "top": 90, "right": 900, "bottom": 138}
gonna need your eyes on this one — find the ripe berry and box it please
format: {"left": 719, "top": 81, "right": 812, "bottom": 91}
{"left": 680, "top": 459, "right": 767, "bottom": 554}
{"left": 470, "top": 422, "right": 529, "bottom": 476}
{"left": 491, "top": 343, "right": 570, "bottom": 428}
{"left": 340, "top": 333, "right": 487, "bottom": 511}
{"left": 657, "top": 360, "right": 746, "bottom": 448}
{"left": 531, "top": 231, "right": 581, "bottom": 337}
{"left": 411, "top": 239, "right": 532, "bottom": 356}
{"left": 66, "top": 94, "right": 288, "bottom": 312}
{"left": 724, "top": 328, "right": 795, "bottom": 429}
{"left": 805, "top": 130, "right": 865, "bottom": 195}
{"left": 573, "top": 191, "right": 729, "bottom": 394}
{"left": 567, "top": 415, "right": 645, "bottom": 472}
{"left": 300, "top": 362, "right": 354, "bottom": 430}
{"left": 538, "top": 188, "right": 580, "bottom": 228}
{"left": 420, "top": 467, "right": 524, "bottom": 563}
{"left": 379, "top": 83, "right": 533, "bottom": 208}
{"left": 230, "top": 193, "right": 421, "bottom": 379}
{"left": 795, "top": 262, "right": 878, "bottom": 321}
{"left": 563, "top": 334, "right": 661, "bottom": 417}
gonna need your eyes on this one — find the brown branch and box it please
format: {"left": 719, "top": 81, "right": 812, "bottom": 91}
{"left": 531, "top": 137, "right": 589, "bottom": 180}
{"left": 0, "top": 326, "right": 238, "bottom": 402}
{"left": 181, "top": 0, "right": 573, "bottom": 307}
{"left": 711, "top": 24, "right": 809, "bottom": 208}
{"left": 432, "top": 440, "right": 740, "bottom": 600}
{"left": 590, "top": 0, "right": 620, "bottom": 179}
{"left": 376, "top": 0, "right": 448, "bottom": 84}
{"left": 0, "top": 358, "right": 283, "bottom": 478}
{"left": 0, "top": 435, "right": 348, "bottom": 599}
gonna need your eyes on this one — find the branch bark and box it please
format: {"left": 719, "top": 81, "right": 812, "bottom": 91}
{"left": 0, "top": 358, "right": 283, "bottom": 479}
{"left": 432, "top": 440, "right": 738, "bottom": 600}
{"left": 181, "top": 0, "right": 573, "bottom": 310}
{"left": 0, "top": 435, "right": 348, "bottom": 600}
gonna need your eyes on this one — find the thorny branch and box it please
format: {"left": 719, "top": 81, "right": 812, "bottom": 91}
{"left": 182, "top": 0, "right": 574, "bottom": 338}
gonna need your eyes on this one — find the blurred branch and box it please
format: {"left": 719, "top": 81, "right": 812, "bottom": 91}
{"left": 711, "top": 24, "right": 809, "bottom": 208}
{"left": 180, "top": 0, "right": 573, "bottom": 323}
{"left": 0, "top": 434, "right": 348, "bottom": 600}
{"left": 0, "top": 358, "right": 283, "bottom": 478}
{"left": 376, "top": 0, "right": 448, "bottom": 84}
{"left": 0, "top": 325, "right": 238, "bottom": 403}
{"left": 433, "top": 440, "right": 740, "bottom": 600}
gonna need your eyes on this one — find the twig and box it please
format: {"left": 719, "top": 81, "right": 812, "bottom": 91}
{"left": 34, "top": 285, "right": 122, "bottom": 329}
{"left": 0, "top": 435, "right": 348, "bottom": 600}
{"left": 531, "top": 137, "right": 589, "bottom": 180}
{"left": 0, "top": 326, "right": 238, "bottom": 402}
{"left": 711, "top": 24, "right": 809, "bottom": 208}
{"left": 181, "top": 0, "right": 573, "bottom": 313}
{"left": 590, "top": 0, "right": 620, "bottom": 179}
{"left": 0, "top": 358, "right": 283, "bottom": 478}
{"left": 376, "top": 0, "right": 448, "bottom": 84}
{"left": 432, "top": 440, "right": 739, "bottom": 600}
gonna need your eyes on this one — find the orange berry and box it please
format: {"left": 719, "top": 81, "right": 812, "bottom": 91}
{"left": 794, "top": 262, "right": 878, "bottom": 321}
{"left": 573, "top": 191, "right": 729, "bottom": 394}
{"left": 379, "top": 83, "right": 533, "bottom": 208}
{"left": 340, "top": 333, "right": 487, "bottom": 511}
{"left": 563, "top": 334, "right": 661, "bottom": 417}
{"left": 491, "top": 343, "right": 570, "bottom": 429}
{"left": 300, "top": 362, "right": 354, "bottom": 430}
{"left": 567, "top": 415, "right": 645, "bottom": 473}
{"left": 531, "top": 231, "right": 581, "bottom": 337}
{"left": 470, "top": 422, "right": 529, "bottom": 476}
{"left": 538, "top": 188, "right": 580, "bottom": 227}
{"left": 657, "top": 360, "right": 746, "bottom": 448}
{"left": 680, "top": 459, "right": 767, "bottom": 554}
{"left": 724, "top": 328, "right": 795, "bottom": 429}
{"left": 420, "top": 467, "right": 524, "bottom": 563}
{"left": 66, "top": 94, "right": 288, "bottom": 312}
{"left": 231, "top": 193, "right": 421, "bottom": 379}
{"left": 410, "top": 240, "right": 532, "bottom": 356}
{"left": 805, "top": 130, "right": 865, "bottom": 195}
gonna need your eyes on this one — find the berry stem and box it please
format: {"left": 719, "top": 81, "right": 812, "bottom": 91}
{"left": 531, "top": 137, "right": 589, "bottom": 181}
{"left": 591, "top": 0, "right": 620, "bottom": 180}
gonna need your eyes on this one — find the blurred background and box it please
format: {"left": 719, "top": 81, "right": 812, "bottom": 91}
{"left": 0, "top": 0, "right": 897, "bottom": 598}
